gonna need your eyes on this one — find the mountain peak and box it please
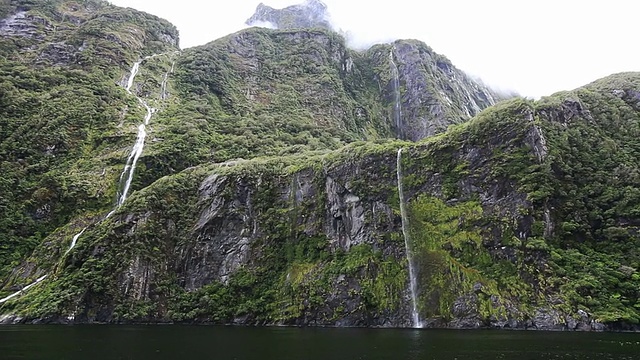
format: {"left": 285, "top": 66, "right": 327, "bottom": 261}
{"left": 246, "top": 0, "right": 332, "bottom": 30}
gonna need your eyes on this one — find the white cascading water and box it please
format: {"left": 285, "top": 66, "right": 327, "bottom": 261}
{"left": 126, "top": 61, "right": 141, "bottom": 92}
{"left": 1, "top": 55, "right": 169, "bottom": 305}
{"left": 116, "top": 57, "right": 157, "bottom": 206}
{"left": 0, "top": 275, "right": 49, "bottom": 304}
{"left": 397, "top": 148, "right": 422, "bottom": 328}
{"left": 389, "top": 50, "right": 403, "bottom": 136}
{"left": 108, "top": 57, "right": 164, "bottom": 216}
{"left": 65, "top": 228, "right": 86, "bottom": 255}
{"left": 116, "top": 102, "right": 154, "bottom": 206}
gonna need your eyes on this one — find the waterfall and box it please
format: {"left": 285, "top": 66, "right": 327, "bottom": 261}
{"left": 160, "top": 61, "right": 175, "bottom": 100}
{"left": 116, "top": 104, "right": 153, "bottom": 206}
{"left": 0, "top": 275, "right": 48, "bottom": 304}
{"left": 115, "top": 59, "right": 157, "bottom": 206}
{"left": 389, "top": 50, "right": 403, "bottom": 137}
{"left": 64, "top": 228, "right": 86, "bottom": 255}
{"left": 125, "top": 61, "right": 140, "bottom": 92}
{"left": 0, "top": 54, "right": 171, "bottom": 305}
{"left": 397, "top": 148, "right": 422, "bottom": 328}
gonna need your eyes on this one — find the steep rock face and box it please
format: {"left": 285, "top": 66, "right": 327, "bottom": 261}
{"left": 0, "top": 0, "right": 501, "bottom": 294}
{"left": 1, "top": 0, "right": 638, "bottom": 332}
{"left": 384, "top": 40, "right": 498, "bottom": 140}
{"left": 244, "top": 0, "right": 501, "bottom": 142}
{"left": 159, "top": 27, "right": 501, "bottom": 169}
{"left": 0, "top": 0, "right": 178, "bottom": 65}
{"left": 4, "top": 73, "right": 638, "bottom": 330}
{"left": 178, "top": 28, "right": 356, "bottom": 127}
{"left": 246, "top": 0, "right": 332, "bottom": 30}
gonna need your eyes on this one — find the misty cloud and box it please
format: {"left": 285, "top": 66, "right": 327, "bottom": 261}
{"left": 108, "top": 0, "right": 639, "bottom": 98}
{"left": 249, "top": 20, "right": 278, "bottom": 30}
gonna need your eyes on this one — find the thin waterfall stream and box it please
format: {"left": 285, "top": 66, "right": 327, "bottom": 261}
{"left": 116, "top": 56, "right": 157, "bottom": 207}
{"left": 397, "top": 148, "right": 422, "bottom": 328}
{"left": 389, "top": 50, "right": 403, "bottom": 136}
{"left": 0, "top": 275, "right": 48, "bottom": 303}
{"left": 0, "top": 54, "right": 172, "bottom": 304}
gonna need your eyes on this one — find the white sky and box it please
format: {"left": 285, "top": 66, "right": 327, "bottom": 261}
{"left": 109, "top": 0, "right": 639, "bottom": 98}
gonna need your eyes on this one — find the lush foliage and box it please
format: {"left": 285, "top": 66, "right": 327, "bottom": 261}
{"left": 0, "top": 0, "right": 178, "bottom": 280}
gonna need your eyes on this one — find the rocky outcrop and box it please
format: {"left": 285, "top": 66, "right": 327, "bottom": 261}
{"left": 246, "top": 0, "right": 332, "bottom": 30}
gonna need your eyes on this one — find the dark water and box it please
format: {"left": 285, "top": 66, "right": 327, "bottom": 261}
{"left": 0, "top": 326, "right": 639, "bottom": 360}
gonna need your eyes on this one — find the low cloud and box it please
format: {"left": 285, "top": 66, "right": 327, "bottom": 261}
{"left": 109, "top": 0, "right": 639, "bottom": 98}
{"left": 249, "top": 20, "right": 278, "bottom": 30}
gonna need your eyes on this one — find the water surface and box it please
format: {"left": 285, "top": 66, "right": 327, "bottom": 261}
{"left": 1, "top": 326, "right": 638, "bottom": 359}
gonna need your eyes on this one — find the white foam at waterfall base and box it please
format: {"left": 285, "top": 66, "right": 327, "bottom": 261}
{"left": 397, "top": 148, "right": 422, "bottom": 328}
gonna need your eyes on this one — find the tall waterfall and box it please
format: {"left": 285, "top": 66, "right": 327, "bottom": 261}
{"left": 115, "top": 58, "right": 157, "bottom": 206}
{"left": 0, "top": 54, "right": 172, "bottom": 305}
{"left": 389, "top": 50, "right": 403, "bottom": 137}
{"left": 397, "top": 148, "right": 422, "bottom": 328}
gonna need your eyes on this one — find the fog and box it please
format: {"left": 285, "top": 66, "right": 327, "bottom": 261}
{"left": 108, "top": 0, "right": 639, "bottom": 98}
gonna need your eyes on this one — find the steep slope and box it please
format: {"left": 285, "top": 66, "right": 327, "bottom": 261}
{"left": 7, "top": 0, "right": 635, "bottom": 331}
{"left": 0, "top": 0, "right": 179, "bottom": 280}
{"left": 0, "top": 0, "right": 500, "bottom": 296}
{"left": 136, "top": 26, "right": 500, "bottom": 179}
{"left": 3, "top": 73, "right": 637, "bottom": 330}
{"left": 370, "top": 40, "right": 498, "bottom": 140}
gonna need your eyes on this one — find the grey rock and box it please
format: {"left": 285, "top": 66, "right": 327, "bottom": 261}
{"left": 0, "top": 315, "right": 23, "bottom": 324}
{"left": 532, "top": 308, "right": 565, "bottom": 330}
{"left": 389, "top": 40, "right": 498, "bottom": 141}
{"left": 0, "top": 11, "right": 50, "bottom": 39}
{"left": 246, "top": 0, "right": 332, "bottom": 30}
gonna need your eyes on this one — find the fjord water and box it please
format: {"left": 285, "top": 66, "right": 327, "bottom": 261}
{"left": 1, "top": 326, "right": 638, "bottom": 360}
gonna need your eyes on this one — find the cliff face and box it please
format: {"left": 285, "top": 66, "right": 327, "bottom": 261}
{"left": 382, "top": 40, "right": 498, "bottom": 140}
{"left": 3, "top": 75, "right": 639, "bottom": 329}
{"left": 1, "top": 0, "right": 638, "bottom": 331}
{"left": 0, "top": 0, "right": 498, "bottom": 287}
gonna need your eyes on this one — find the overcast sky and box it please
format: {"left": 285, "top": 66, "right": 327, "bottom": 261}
{"left": 109, "top": 0, "right": 638, "bottom": 98}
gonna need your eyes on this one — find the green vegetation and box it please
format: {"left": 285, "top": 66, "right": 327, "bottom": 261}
{"left": 0, "top": 0, "right": 179, "bottom": 280}
{"left": 409, "top": 196, "right": 492, "bottom": 318}
{"left": 531, "top": 75, "right": 640, "bottom": 324}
